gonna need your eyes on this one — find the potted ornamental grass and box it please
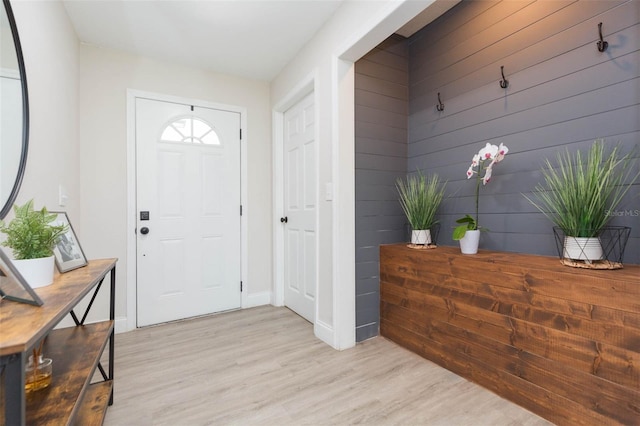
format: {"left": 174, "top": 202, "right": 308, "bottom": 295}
{"left": 452, "top": 142, "right": 509, "bottom": 254}
{"left": 524, "top": 140, "right": 639, "bottom": 264}
{"left": 396, "top": 171, "right": 447, "bottom": 246}
{"left": 0, "top": 200, "right": 67, "bottom": 288}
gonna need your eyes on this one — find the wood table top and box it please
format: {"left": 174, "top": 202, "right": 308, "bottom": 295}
{"left": 0, "top": 258, "right": 117, "bottom": 356}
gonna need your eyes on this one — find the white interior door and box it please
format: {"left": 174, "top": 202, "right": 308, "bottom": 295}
{"left": 136, "top": 97, "right": 241, "bottom": 327}
{"left": 283, "top": 92, "right": 316, "bottom": 323}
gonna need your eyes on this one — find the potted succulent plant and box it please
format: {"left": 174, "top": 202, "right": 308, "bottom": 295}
{"left": 452, "top": 142, "right": 509, "bottom": 254}
{"left": 396, "top": 171, "right": 447, "bottom": 246}
{"left": 0, "top": 200, "right": 67, "bottom": 288}
{"left": 524, "top": 140, "right": 638, "bottom": 263}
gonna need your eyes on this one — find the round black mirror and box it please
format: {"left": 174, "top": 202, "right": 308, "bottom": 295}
{"left": 0, "top": 0, "right": 29, "bottom": 219}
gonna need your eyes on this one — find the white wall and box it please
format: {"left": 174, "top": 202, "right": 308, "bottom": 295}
{"left": 10, "top": 1, "right": 79, "bottom": 220}
{"left": 271, "top": 0, "right": 436, "bottom": 349}
{"left": 10, "top": 2, "right": 272, "bottom": 330}
{"left": 9, "top": 0, "right": 444, "bottom": 346}
{"left": 77, "top": 44, "right": 272, "bottom": 328}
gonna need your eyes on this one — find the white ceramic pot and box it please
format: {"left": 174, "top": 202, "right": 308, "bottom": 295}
{"left": 13, "top": 255, "right": 55, "bottom": 288}
{"left": 411, "top": 229, "right": 432, "bottom": 245}
{"left": 459, "top": 230, "right": 480, "bottom": 254}
{"left": 563, "top": 237, "right": 603, "bottom": 263}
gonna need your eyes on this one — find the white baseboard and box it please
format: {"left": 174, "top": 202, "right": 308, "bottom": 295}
{"left": 314, "top": 319, "right": 336, "bottom": 349}
{"left": 115, "top": 316, "right": 130, "bottom": 334}
{"left": 244, "top": 291, "right": 271, "bottom": 308}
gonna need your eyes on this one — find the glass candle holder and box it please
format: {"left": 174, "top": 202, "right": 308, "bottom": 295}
{"left": 25, "top": 355, "right": 53, "bottom": 393}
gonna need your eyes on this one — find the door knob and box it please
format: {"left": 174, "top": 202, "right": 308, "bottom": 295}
{"left": 280, "top": 217, "right": 288, "bottom": 223}
{"left": 140, "top": 227, "right": 150, "bottom": 235}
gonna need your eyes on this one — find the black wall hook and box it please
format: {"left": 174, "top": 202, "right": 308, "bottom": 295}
{"left": 597, "top": 22, "right": 608, "bottom": 52}
{"left": 499, "top": 65, "right": 509, "bottom": 89}
{"left": 436, "top": 92, "right": 444, "bottom": 111}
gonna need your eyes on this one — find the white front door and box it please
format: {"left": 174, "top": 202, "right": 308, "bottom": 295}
{"left": 283, "top": 92, "right": 316, "bottom": 323}
{"left": 135, "top": 97, "right": 241, "bottom": 327}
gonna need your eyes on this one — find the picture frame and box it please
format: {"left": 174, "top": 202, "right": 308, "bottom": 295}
{"left": 0, "top": 249, "right": 43, "bottom": 306}
{"left": 51, "top": 212, "right": 88, "bottom": 273}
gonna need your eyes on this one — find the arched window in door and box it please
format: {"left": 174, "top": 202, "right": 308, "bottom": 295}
{"left": 160, "top": 117, "right": 221, "bottom": 145}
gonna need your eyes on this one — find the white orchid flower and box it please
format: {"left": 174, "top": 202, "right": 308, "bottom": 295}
{"left": 466, "top": 166, "right": 474, "bottom": 179}
{"left": 454, "top": 142, "right": 510, "bottom": 240}
{"left": 478, "top": 143, "right": 499, "bottom": 160}
{"left": 495, "top": 143, "right": 509, "bottom": 163}
{"left": 482, "top": 163, "right": 493, "bottom": 185}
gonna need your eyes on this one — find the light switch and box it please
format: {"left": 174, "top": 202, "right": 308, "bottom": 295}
{"left": 325, "top": 182, "right": 333, "bottom": 201}
{"left": 58, "top": 185, "right": 68, "bottom": 207}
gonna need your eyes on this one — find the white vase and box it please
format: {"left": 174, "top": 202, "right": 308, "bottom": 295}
{"left": 459, "top": 230, "right": 480, "bottom": 254}
{"left": 563, "top": 237, "right": 603, "bottom": 263}
{"left": 13, "top": 255, "right": 55, "bottom": 288}
{"left": 411, "top": 229, "right": 431, "bottom": 245}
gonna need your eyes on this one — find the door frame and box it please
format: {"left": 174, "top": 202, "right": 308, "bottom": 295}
{"left": 126, "top": 89, "right": 248, "bottom": 331}
{"left": 272, "top": 73, "right": 319, "bottom": 321}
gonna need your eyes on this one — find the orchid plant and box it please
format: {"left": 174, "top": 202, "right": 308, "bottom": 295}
{"left": 452, "top": 142, "right": 509, "bottom": 240}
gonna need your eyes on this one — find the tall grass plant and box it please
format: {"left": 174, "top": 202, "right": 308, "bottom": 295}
{"left": 525, "top": 140, "right": 639, "bottom": 238}
{"left": 396, "top": 171, "right": 446, "bottom": 230}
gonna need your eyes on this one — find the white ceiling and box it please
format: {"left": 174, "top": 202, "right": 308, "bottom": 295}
{"left": 63, "top": 0, "right": 457, "bottom": 82}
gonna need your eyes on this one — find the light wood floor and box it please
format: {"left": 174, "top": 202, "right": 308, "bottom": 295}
{"left": 103, "top": 306, "right": 552, "bottom": 425}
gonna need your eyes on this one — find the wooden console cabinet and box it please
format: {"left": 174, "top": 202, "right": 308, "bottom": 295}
{"left": 380, "top": 244, "right": 639, "bottom": 425}
{"left": 0, "top": 259, "right": 117, "bottom": 425}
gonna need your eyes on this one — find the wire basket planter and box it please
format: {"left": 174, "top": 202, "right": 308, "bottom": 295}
{"left": 553, "top": 226, "right": 631, "bottom": 269}
{"left": 406, "top": 223, "right": 440, "bottom": 250}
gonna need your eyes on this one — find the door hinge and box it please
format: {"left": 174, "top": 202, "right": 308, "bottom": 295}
{"left": 240, "top": 281, "right": 243, "bottom": 292}
{"left": 239, "top": 129, "right": 242, "bottom": 140}
{"left": 240, "top": 205, "right": 243, "bottom": 216}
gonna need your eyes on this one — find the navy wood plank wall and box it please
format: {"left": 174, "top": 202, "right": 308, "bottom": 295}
{"left": 354, "top": 35, "right": 408, "bottom": 341}
{"left": 407, "top": 0, "right": 640, "bottom": 262}
{"left": 355, "top": 0, "right": 639, "bottom": 341}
